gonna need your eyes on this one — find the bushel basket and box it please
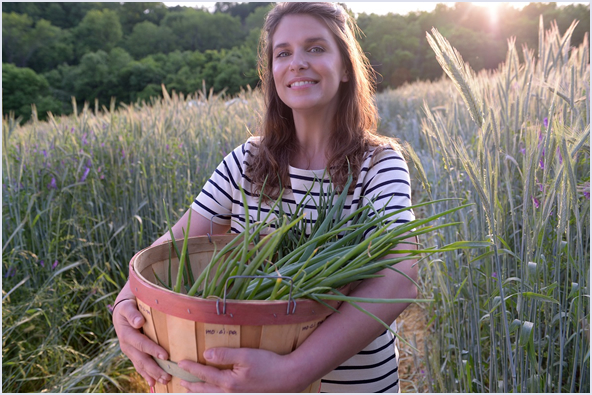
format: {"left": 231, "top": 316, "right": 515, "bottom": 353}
{"left": 129, "top": 235, "right": 343, "bottom": 393}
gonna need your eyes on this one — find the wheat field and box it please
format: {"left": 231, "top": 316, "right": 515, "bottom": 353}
{"left": 2, "top": 19, "right": 589, "bottom": 393}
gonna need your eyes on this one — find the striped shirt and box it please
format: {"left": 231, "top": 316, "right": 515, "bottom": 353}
{"left": 191, "top": 137, "right": 414, "bottom": 392}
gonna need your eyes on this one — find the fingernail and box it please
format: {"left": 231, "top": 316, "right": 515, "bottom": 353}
{"left": 133, "top": 317, "right": 142, "bottom": 326}
{"left": 204, "top": 349, "right": 213, "bottom": 360}
{"left": 158, "top": 353, "right": 166, "bottom": 360}
{"left": 159, "top": 378, "right": 167, "bottom": 385}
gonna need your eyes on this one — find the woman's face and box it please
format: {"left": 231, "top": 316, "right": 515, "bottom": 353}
{"left": 271, "top": 14, "right": 349, "bottom": 115}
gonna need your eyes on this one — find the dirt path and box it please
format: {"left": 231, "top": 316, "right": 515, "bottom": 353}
{"left": 397, "top": 303, "right": 430, "bottom": 393}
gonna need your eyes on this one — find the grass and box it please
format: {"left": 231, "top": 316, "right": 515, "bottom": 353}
{"left": 376, "top": 18, "right": 589, "bottom": 392}
{"left": 2, "top": 18, "right": 589, "bottom": 393}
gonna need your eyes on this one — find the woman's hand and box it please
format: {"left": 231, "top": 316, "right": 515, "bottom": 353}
{"left": 178, "top": 347, "right": 310, "bottom": 393}
{"left": 113, "top": 282, "right": 172, "bottom": 387}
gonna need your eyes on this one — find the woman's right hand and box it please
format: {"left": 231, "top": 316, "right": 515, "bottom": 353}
{"left": 113, "top": 282, "right": 172, "bottom": 387}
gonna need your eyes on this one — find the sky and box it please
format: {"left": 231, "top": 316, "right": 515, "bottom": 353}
{"left": 162, "top": 1, "right": 589, "bottom": 16}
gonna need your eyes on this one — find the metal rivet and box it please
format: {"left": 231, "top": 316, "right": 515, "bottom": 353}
{"left": 156, "top": 299, "right": 159, "bottom": 304}
{"left": 230, "top": 313, "right": 233, "bottom": 318}
{"left": 187, "top": 309, "right": 191, "bottom": 314}
{"left": 273, "top": 313, "right": 277, "bottom": 318}
{"left": 135, "top": 287, "right": 138, "bottom": 291}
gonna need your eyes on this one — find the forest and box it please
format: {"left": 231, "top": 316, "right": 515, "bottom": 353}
{"left": 2, "top": 1, "right": 590, "bottom": 122}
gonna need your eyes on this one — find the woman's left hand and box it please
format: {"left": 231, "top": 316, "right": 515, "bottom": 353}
{"left": 178, "top": 347, "right": 308, "bottom": 393}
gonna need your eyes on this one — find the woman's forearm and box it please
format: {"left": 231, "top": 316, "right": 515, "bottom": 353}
{"left": 285, "top": 255, "right": 418, "bottom": 390}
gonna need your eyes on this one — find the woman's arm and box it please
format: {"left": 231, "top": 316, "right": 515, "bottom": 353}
{"left": 177, "top": 235, "right": 418, "bottom": 392}
{"left": 113, "top": 209, "right": 229, "bottom": 387}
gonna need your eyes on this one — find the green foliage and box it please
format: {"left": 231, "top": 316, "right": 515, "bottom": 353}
{"left": 214, "top": 2, "right": 272, "bottom": 22}
{"left": 118, "top": 2, "right": 168, "bottom": 35}
{"left": 2, "top": 12, "right": 35, "bottom": 66}
{"left": 2, "top": 2, "right": 590, "bottom": 138}
{"left": 160, "top": 8, "right": 245, "bottom": 53}
{"left": 244, "top": 3, "right": 274, "bottom": 32}
{"left": 122, "top": 21, "right": 177, "bottom": 59}
{"left": 1, "top": 63, "right": 62, "bottom": 122}
{"left": 73, "top": 8, "right": 123, "bottom": 58}
{"left": 2, "top": 88, "right": 262, "bottom": 392}
{"left": 2, "top": 12, "right": 74, "bottom": 72}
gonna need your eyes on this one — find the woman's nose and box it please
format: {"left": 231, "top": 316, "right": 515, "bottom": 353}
{"left": 289, "top": 52, "right": 308, "bottom": 71}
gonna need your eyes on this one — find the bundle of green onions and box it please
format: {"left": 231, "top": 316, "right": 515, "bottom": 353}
{"left": 158, "top": 174, "right": 479, "bottom": 311}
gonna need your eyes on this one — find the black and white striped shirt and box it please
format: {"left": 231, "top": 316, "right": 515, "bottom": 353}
{"left": 191, "top": 137, "right": 413, "bottom": 392}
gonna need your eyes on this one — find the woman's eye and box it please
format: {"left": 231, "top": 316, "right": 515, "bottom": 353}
{"left": 276, "top": 51, "right": 290, "bottom": 58}
{"left": 310, "top": 47, "right": 324, "bottom": 53}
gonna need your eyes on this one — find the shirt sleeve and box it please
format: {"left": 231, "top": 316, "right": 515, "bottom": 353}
{"left": 190, "top": 141, "right": 249, "bottom": 226}
{"left": 359, "top": 147, "right": 415, "bottom": 234}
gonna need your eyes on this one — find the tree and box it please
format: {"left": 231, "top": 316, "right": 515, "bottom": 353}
{"left": 2, "top": 13, "right": 73, "bottom": 72}
{"left": 119, "top": 57, "right": 167, "bottom": 102}
{"left": 2, "top": 12, "right": 34, "bottom": 66}
{"left": 2, "top": 63, "right": 61, "bottom": 122}
{"left": 27, "top": 19, "right": 74, "bottom": 72}
{"left": 73, "top": 8, "right": 123, "bottom": 58}
{"left": 161, "top": 8, "right": 245, "bottom": 52}
{"left": 2, "top": 2, "right": 118, "bottom": 29}
{"left": 214, "top": 2, "right": 271, "bottom": 22}
{"left": 124, "top": 21, "right": 177, "bottom": 59}
{"left": 71, "top": 48, "right": 133, "bottom": 106}
{"left": 244, "top": 4, "right": 273, "bottom": 32}
{"left": 118, "top": 2, "right": 168, "bottom": 35}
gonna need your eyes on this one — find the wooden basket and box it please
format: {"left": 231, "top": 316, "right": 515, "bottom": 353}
{"left": 129, "top": 235, "right": 341, "bottom": 393}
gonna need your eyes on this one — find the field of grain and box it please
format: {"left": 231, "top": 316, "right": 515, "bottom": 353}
{"left": 2, "top": 20, "right": 589, "bottom": 392}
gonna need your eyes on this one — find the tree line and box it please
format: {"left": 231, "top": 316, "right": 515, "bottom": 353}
{"left": 2, "top": 2, "right": 589, "bottom": 123}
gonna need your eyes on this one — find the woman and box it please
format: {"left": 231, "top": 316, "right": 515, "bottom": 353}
{"left": 112, "top": 3, "right": 417, "bottom": 392}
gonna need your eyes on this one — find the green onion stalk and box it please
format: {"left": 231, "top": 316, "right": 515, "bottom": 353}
{"left": 157, "top": 177, "right": 486, "bottom": 347}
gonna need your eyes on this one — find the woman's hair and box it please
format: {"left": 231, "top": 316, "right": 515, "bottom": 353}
{"left": 248, "top": 2, "right": 399, "bottom": 199}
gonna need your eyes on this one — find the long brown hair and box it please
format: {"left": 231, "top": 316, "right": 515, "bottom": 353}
{"left": 248, "top": 2, "right": 399, "bottom": 199}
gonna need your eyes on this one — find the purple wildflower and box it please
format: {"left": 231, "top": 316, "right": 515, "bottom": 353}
{"left": 107, "top": 304, "right": 114, "bottom": 313}
{"left": 492, "top": 272, "right": 498, "bottom": 278}
{"left": 71, "top": 127, "right": 75, "bottom": 133}
{"left": 48, "top": 178, "right": 57, "bottom": 190}
{"left": 52, "top": 260, "right": 59, "bottom": 269}
{"left": 5, "top": 267, "right": 16, "bottom": 278}
{"left": 166, "top": 144, "right": 170, "bottom": 151}
{"left": 582, "top": 182, "right": 590, "bottom": 200}
{"left": 538, "top": 183, "right": 544, "bottom": 192}
{"left": 39, "top": 260, "right": 45, "bottom": 267}
{"left": 101, "top": 143, "right": 105, "bottom": 147}
{"left": 82, "top": 133, "right": 88, "bottom": 145}
{"left": 121, "top": 148, "right": 126, "bottom": 159}
{"left": 532, "top": 197, "right": 540, "bottom": 209}
{"left": 519, "top": 147, "right": 526, "bottom": 155}
{"left": 543, "top": 117, "right": 548, "bottom": 128}
{"left": 42, "top": 149, "right": 48, "bottom": 158}
{"left": 178, "top": 143, "right": 183, "bottom": 149}
{"left": 79, "top": 167, "right": 91, "bottom": 182}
